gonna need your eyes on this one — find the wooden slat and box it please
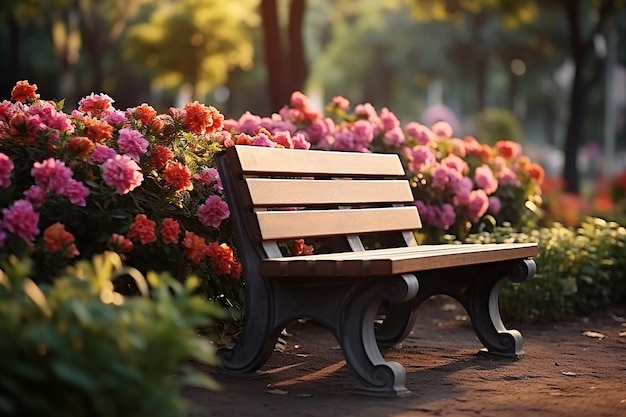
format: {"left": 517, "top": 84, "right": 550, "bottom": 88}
{"left": 260, "top": 243, "right": 538, "bottom": 277}
{"left": 234, "top": 145, "right": 405, "bottom": 177}
{"left": 246, "top": 178, "right": 414, "bottom": 206}
{"left": 256, "top": 206, "right": 422, "bottom": 240}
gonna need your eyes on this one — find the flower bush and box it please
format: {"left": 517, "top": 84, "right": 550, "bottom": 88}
{"left": 0, "top": 81, "right": 249, "bottom": 320}
{"left": 225, "top": 91, "right": 545, "bottom": 242}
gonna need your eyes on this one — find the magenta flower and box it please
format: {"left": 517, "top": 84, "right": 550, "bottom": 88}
{"left": 31, "top": 158, "right": 73, "bottom": 194}
{"left": 409, "top": 145, "right": 436, "bottom": 172}
{"left": 498, "top": 167, "right": 520, "bottom": 186}
{"left": 432, "top": 165, "right": 451, "bottom": 188}
{"left": 0, "top": 100, "right": 15, "bottom": 122}
{"left": 251, "top": 133, "right": 276, "bottom": 148}
{"left": 197, "top": 195, "right": 230, "bottom": 228}
{"left": 24, "top": 185, "right": 46, "bottom": 208}
{"left": 441, "top": 154, "right": 468, "bottom": 174}
{"left": 2, "top": 199, "right": 39, "bottom": 242}
{"left": 0, "top": 152, "right": 13, "bottom": 188}
{"left": 451, "top": 176, "right": 474, "bottom": 205}
{"left": 292, "top": 132, "right": 311, "bottom": 150}
{"left": 90, "top": 144, "right": 118, "bottom": 164}
{"left": 104, "top": 109, "right": 128, "bottom": 126}
{"left": 117, "top": 128, "right": 148, "bottom": 161}
{"left": 330, "top": 96, "right": 350, "bottom": 110}
{"left": 380, "top": 107, "right": 400, "bottom": 131}
{"left": 273, "top": 130, "right": 294, "bottom": 148}
{"left": 63, "top": 179, "right": 90, "bottom": 206}
{"left": 384, "top": 126, "right": 405, "bottom": 147}
{"left": 488, "top": 196, "right": 502, "bottom": 215}
{"left": 102, "top": 154, "right": 143, "bottom": 195}
{"left": 193, "top": 167, "right": 223, "bottom": 190}
{"left": 474, "top": 164, "right": 498, "bottom": 195}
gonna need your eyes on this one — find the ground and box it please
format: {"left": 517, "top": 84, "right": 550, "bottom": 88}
{"left": 184, "top": 297, "right": 626, "bottom": 417}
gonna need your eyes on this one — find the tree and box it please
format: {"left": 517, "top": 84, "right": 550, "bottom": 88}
{"left": 125, "top": 0, "right": 259, "bottom": 101}
{"left": 260, "top": 0, "right": 308, "bottom": 111}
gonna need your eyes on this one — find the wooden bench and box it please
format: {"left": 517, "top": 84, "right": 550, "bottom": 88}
{"left": 215, "top": 145, "right": 538, "bottom": 396}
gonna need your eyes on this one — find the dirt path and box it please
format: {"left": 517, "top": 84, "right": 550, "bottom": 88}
{"left": 184, "top": 298, "right": 626, "bottom": 416}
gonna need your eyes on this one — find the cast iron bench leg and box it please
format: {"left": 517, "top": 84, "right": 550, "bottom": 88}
{"left": 376, "top": 259, "right": 536, "bottom": 356}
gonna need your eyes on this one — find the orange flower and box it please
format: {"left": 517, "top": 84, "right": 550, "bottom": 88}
{"left": 43, "top": 222, "right": 79, "bottom": 257}
{"left": 526, "top": 163, "right": 545, "bottom": 184}
{"left": 11, "top": 80, "right": 39, "bottom": 103}
{"left": 206, "top": 241, "right": 237, "bottom": 276}
{"left": 130, "top": 103, "right": 157, "bottom": 126}
{"left": 127, "top": 214, "right": 156, "bottom": 245}
{"left": 160, "top": 217, "right": 181, "bottom": 244}
{"left": 234, "top": 133, "right": 253, "bottom": 145}
{"left": 291, "top": 239, "right": 314, "bottom": 256}
{"left": 182, "top": 101, "right": 224, "bottom": 135}
{"left": 67, "top": 136, "right": 95, "bottom": 157}
{"left": 163, "top": 161, "right": 193, "bottom": 191}
{"left": 150, "top": 145, "right": 174, "bottom": 170}
{"left": 182, "top": 231, "right": 207, "bottom": 263}
{"left": 84, "top": 116, "right": 113, "bottom": 143}
{"left": 494, "top": 140, "right": 522, "bottom": 160}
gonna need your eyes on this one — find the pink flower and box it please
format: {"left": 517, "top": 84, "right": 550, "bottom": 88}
{"left": 432, "top": 165, "right": 451, "bottom": 188}
{"left": 197, "top": 195, "right": 230, "bottom": 228}
{"left": 439, "top": 203, "right": 457, "bottom": 229}
{"left": 488, "top": 196, "right": 502, "bottom": 215}
{"left": 431, "top": 121, "right": 453, "bottom": 138}
{"left": 352, "top": 119, "right": 374, "bottom": 148}
{"left": 474, "top": 164, "right": 498, "bottom": 195}
{"left": 103, "top": 109, "right": 128, "bottom": 126}
{"left": 0, "top": 100, "right": 15, "bottom": 122}
{"left": 2, "top": 199, "right": 39, "bottom": 242}
{"left": 251, "top": 133, "right": 276, "bottom": 148}
{"left": 102, "top": 154, "right": 143, "bottom": 195}
{"left": 289, "top": 91, "right": 310, "bottom": 109}
{"left": 330, "top": 96, "right": 350, "bottom": 110}
{"left": 272, "top": 130, "right": 294, "bottom": 148}
{"left": 498, "top": 167, "right": 520, "bottom": 186}
{"left": 405, "top": 122, "right": 435, "bottom": 145}
{"left": 31, "top": 158, "right": 73, "bottom": 194}
{"left": 117, "top": 128, "right": 148, "bottom": 161}
{"left": 291, "top": 132, "right": 311, "bottom": 150}
{"left": 467, "top": 189, "right": 489, "bottom": 221}
{"left": 24, "top": 185, "right": 46, "bottom": 208}
{"left": 409, "top": 145, "right": 436, "bottom": 172}
{"left": 0, "top": 152, "right": 13, "bottom": 188}
{"left": 306, "top": 118, "right": 332, "bottom": 143}
{"left": 441, "top": 154, "right": 468, "bottom": 174}
{"left": 380, "top": 107, "right": 400, "bottom": 131}
{"left": 90, "top": 144, "right": 118, "bottom": 164}
{"left": 193, "top": 167, "right": 222, "bottom": 190}
{"left": 63, "top": 179, "right": 90, "bottom": 206}
{"left": 451, "top": 176, "right": 474, "bottom": 205}
{"left": 354, "top": 103, "right": 379, "bottom": 123}
{"left": 78, "top": 93, "right": 114, "bottom": 117}
{"left": 384, "top": 126, "right": 405, "bottom": 147}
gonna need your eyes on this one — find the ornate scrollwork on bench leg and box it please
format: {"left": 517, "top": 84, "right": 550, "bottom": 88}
{"left": 337, "top": 274, "right": 418, "bottom": 397}
{"left": 462, "top": 259, "right": 537, "bottom": 357}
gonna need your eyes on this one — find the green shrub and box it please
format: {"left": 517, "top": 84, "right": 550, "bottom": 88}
{"left": 464, "top": 217, "right": 626, "bottom": 322}
{"left": 0, "top": 252, "right": 223, "bottom": 417}
{"left": 475, "top": 107, "right": 522, "bottom": 145}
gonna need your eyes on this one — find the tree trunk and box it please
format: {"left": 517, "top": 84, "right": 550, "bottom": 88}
{"left": 261, "top": 0, "right": 308, "bottom": 111}
{"left": 563, "top": 70, "right": 588, "bottom": 193}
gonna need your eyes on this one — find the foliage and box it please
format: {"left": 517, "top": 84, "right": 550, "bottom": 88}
{"left": 475, "top": 107, "right": 522, "bottom": 145}
{"left": 0, "top": 80, "right": 245, "bottom": 322}
{"left": 465, "top": 217, "right": 626, "bottom": 322}
{"left": 225, "top": 91, "right": 544, "bottom": 242}
{"left": 0, "top": 251, "right": 224, "bottom": 417}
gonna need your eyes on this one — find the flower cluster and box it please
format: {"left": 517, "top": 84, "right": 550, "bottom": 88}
{"left": 0, "top": 81, "right": 265, "bottom": 309}
{"left": 225, "top": 91, "right": 545, "bottom": 242}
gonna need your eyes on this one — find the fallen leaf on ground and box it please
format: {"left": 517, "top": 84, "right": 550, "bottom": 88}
{"left": 619, "top": 331, "right": 626, "bottom": 337}
{"left": 582, "top": 331, "right": 606, "bottom": 339}
{"left": 267, "top": 389, "right": 289, "bottom": 395}
{"left": 562, "top": 372, "right": 577, "bottom": 377}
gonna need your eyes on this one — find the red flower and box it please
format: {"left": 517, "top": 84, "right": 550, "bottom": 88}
{"left": 206, "top": 241, "right": 238, "bottom": 276}
{"left": 163, "top": 161, "right": 193, "bottom": 191}
{"left": 291, "top": 239, "right": 314, "bottom": 256}
{"left": 150, "top": 145, "right": 174, "bottom": 170}
{"left": 182, "top": 231, "right": 207, "bottom": 263}
{"left": 160, "top": 217, "right": 181, "bottom": 244}
{"left": 526, "top": 163, "right": 545, "bottom": 184}
{"left": 127, "top": 214, "right": 157, "bottom": 245}
{"left": 11, "top": 80, "right": 39, "bottom": 103}
{"left": 130, "top": 103, "right": 157, "bottom": 126}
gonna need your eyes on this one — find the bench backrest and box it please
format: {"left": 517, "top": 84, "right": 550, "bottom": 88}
{"left": 216, "top": 145, "right": 421, "bottom": 259}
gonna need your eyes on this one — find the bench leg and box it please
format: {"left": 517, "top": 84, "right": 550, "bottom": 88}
{"left": 376, "top": 259, "right": 536, "bottom": 356}
{"left": 336, "top": 274, "right": 417, "bottom": 397}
